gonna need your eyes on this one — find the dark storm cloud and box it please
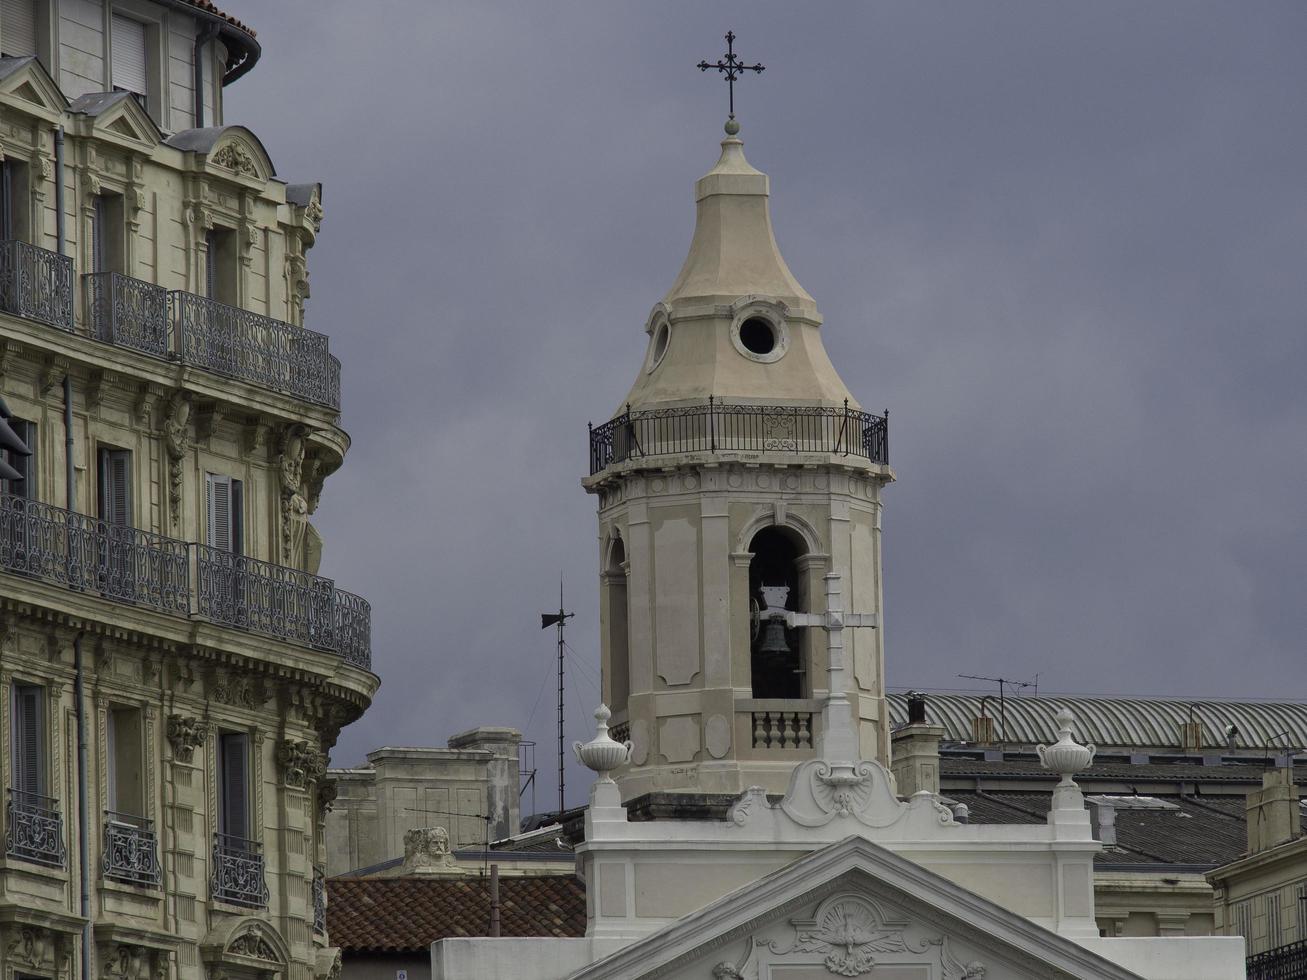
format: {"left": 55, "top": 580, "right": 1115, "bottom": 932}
{"left": 222, "top": 2, "right": 1307, "bottom": 807}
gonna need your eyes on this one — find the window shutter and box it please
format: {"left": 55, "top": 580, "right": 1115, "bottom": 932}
{"left": 230, "top": 478, "right": 243, "bottom": 556}
{"left": 98, "top": 448, "right": 132, "bottom": 526}
{"left": 91, "top": 197, "right": 105, "bottom": 274}
{"left": 219, "top": 732, "right": 249, "bottom": 840}
{"left": 110, "top": 14, "right": 147, "bottom": 99}
{"left": 2, "top": 418, "right": 33, "bottom": 498}
{"left": 12, "top": 684, "right": 43, "bottom": 797}
{"left": 0, "top": 160, "right": 12, "bottom": 240}
{"left": 1, "top": 0, "right": 37, "bottom": 58}
{"left": 204, "top": 231, "right": 218, "bottom": 299}
{"left": 206, "top": 473, "right": 230, "bottom": 550}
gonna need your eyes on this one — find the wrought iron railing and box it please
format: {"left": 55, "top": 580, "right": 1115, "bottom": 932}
{"left": 211, "top": 833, "right": 269, "bottom": 909}
{"left": 5, "top": 789, "right": 66, "bottom": 867}
{"left": 197, "top": 544, "right": 336, "bottom": 650}
{"left": 0, "top": 492, "right": 372, "bottom": 669}
{"left": 312, "top": 866, "right": 327, "bottom": 936}
{"left": 0, "top": 493, "right": 190, "bottom": 613}
{"left": 84, "top": 272, "right": 169, "bottom": 358}
{"left": 1248, "top": 939, "right": 1307, "bottom": 980}
{"left": 588, "top": 398, "right": 888, "bottom": 475}
{"left": 0, "top": 240, "right": 74, "bottom": 331}
{"left": 332, "top": 588, "right": 371, "bottom": 670}
{"left": 170, "top": 291, "right": 339, "bottom": 409}
{"left": 102, "top": 811, "right": 161, "bottom": 887}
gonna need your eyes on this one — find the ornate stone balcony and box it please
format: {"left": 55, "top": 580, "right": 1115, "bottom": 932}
{"left": 588, "top": 399, "right": 888, "bottom": 475}
{"left": 0, "top": 492, "right": 372, "bottom": 671}
{"left": 5, "top": 789, "right": 67, "bottom": 868}
{"left": 102, "top": 811, "right": 161, "bottom": 887}
{"left": 210, "top": 833, "right": 268, "bottom": 909}
{"left": 0, "top": 240, "right": 74, "bottom": 332}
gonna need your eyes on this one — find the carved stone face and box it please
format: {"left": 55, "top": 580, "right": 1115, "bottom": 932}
{"left": 403, "top": 826, "right": 451, "bottom": 868}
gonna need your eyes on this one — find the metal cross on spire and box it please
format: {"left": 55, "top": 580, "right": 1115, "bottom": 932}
{"left": 698, "top": 30, "right": 765, "bottom": 120}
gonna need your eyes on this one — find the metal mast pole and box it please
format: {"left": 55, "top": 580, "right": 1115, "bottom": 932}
{"left": 541, "top": 581, "right": 574, "bottom": 818}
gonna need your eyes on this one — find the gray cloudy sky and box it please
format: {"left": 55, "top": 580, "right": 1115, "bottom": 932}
{"left": 224, "top": 2, "right": 1307, "bottom": 810}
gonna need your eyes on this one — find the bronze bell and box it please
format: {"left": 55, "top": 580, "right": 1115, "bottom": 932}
{"left": 758, "top": 619, "right": 790, "bottom": 655}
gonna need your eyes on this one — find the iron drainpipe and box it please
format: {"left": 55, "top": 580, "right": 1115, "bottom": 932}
{"left": 74, "top": 632, "right": 90, "bottom": 980}
{"left": 193, "top": 24, "right": 220, "bottom": 127}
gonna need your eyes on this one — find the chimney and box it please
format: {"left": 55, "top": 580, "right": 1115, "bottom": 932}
{"left": 1179, "top": 720, "right": 1203, "bottom": 753}
{"left": 1246, "top": 765, "right": 1301, "bottom": 855}
{"left": 891, "top": 693, "right": 947, "bottom": 796}
{"left": 972, "top": 714, "right": 996, "bottom": 747}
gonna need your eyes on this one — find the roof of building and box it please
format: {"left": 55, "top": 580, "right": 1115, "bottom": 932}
{"left": 166, "top": 0, "right": 259, "bottom": 83}
{"left": 326, "top": 875, "right": 587, "bottom": 952}
{"left": 887, "top": 693, "right": 1307, "bottom": 752}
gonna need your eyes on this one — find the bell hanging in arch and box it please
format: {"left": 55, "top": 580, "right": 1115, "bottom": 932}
{"left": 757, "top": 619, "right": 790, "bottom": 656}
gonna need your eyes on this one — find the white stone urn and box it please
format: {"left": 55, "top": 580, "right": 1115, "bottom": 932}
{"left": 1036, "top": 708, "right": 1096, "bottom": 786}
{"left": 573, "top": 704, "right": 632, "bottom": 783}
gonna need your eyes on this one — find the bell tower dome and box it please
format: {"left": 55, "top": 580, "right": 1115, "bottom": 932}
{"left": 584, "top": 120, "right": 893, "bottom": 799}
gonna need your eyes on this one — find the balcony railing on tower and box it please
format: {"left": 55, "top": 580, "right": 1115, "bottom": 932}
{"left": 171, "top": 291, "right": 338, "bottom": 409}
{"left": 5, "top": 789, "right": 67, "bottom": 867}
{"left": 589, "top": 399, "right": 889, "bottom": 475}
{"left": 1248, "top": 938, "right": 1307, "bottom": 980}
{"left": 84, "top": 272, "right": 169, "bottom": 357}
{"left": 102, "top": 811, "right": 161, "bottom": 887}
{"left": 0, "top": 492, "right": 373, "bottom": 670}
{"left": 211, "top": 833, "right": 269, "bottom": 909}
{"left": 0, "top": 240, "right": 74, "bottom": 331}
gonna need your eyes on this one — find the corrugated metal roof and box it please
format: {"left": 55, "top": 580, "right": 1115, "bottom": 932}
{"left": 888, "top": 693, "right": 1307, "bottom": 751}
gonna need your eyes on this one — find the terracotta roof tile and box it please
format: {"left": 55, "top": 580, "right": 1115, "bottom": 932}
{"left": 179, "top": 0, "right": 254, "bottom": 38}
{"left": 326, "top": 875, "right": 586, "bottom": 952}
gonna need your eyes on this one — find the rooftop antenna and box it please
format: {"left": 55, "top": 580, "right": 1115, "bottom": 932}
{"left": 541, "top": 577, "right": 574, "bottom": 817}
{"left": 959, "top": 673, "right": 1038, "bottom": 749}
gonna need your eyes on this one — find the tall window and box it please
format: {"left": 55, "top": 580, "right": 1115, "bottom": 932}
{"left": 97, "top": 447, "right": 132, "bottom": 527}
{"left": 110, "top": 14, "right": 148, "bottom": 108}
{"left": 604, "top": 537, "right": 629, "bottom": 713}
{"left": 1, "top": 417, "right": 34, "bottom": 499}
{"left": 204, "top": 229, "right": 237, "bottom": 305}
{"left": 10, "top": 682, "right": 45, "bottom": 798}
{"left": 107, "top": 706, "right": 144, "bottom": 817}
{"left": 0, "top": 0, "right": 37, "bottom": 58}
{"left": 90, "top": 195, "right": 125, "bottom": 275}
{"left": 0, "top": 159, "right": 28, "bottom": 241}
{"left": 205, "top": 473, "right": 243, "bottom": 554}
{"left": 218, "top": 732, "right": 250, "bottom": 841}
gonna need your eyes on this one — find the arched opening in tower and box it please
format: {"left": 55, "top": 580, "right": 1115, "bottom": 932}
{"left": 748, "top": 526, "right": 807, "bottom": 700}
{"left": 604, "top": 535, "right": 630, "bottom": 714}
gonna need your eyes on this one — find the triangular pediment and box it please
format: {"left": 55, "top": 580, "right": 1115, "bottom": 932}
{"left": 571, "top": 837, "right": 1144, "bottom": 980}
{"left": 67, "top": 91, "right": 161, "bottom": 150}
{"left": 0, "top": 57, "right": 66, "bottom": 121}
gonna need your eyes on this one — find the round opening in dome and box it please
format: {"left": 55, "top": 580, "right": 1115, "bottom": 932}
{"left": 739, "top": 317, "right": 776, "bottom": 356}
{"left": 652, "top": 323, "right": 670, "bottom": 363}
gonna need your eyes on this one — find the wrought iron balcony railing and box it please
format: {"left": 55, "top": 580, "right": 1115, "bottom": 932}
{"left": 588, "top": 398, "right": 889, "bottom": 475}
{"left": 0, "top": 492, "right": 372, "bottom": 670}
{"left": 1248, "top": 939, "right": 1307, "bottom": 980}
{"left": 0, "top": 493, "right": 190, "bottom": 613}
{"left": 102, "top": 811, "right": 161, "bottom": 887}
{"left": 312, "top": 866, "right": 327, "bottom": 935}
{"left": 171, "top": 291, "right": 339, "bottom": 410}
{"left": 211, "top": 833, "right": 269, "bottom": 909}
{"left": 0, "top": 240, "right": 74, "bottom": 332}
{"left": 5, "top": 789, "right": 67, "bottom": 867}
{"left": 84, "top": 272, "right": 169, "bottom": 358}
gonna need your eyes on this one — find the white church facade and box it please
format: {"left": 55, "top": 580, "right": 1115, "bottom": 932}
{"left": 432, "top": 107, "right": 1248, "bottom": 979}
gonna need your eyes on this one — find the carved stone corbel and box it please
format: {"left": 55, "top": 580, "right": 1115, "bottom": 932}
{"left": 167, "top": 714, "right": 209, "bottom": 764}
{"left": 277, "top": 739, "right": 326, "bottom": 790}
{"left": 194, "top": 401, "right": 222, "bottom": 446}
{"left": 87, "top": 368, "right": 117, "bottom": 412}
{"left": 40, "top": 355, "right": 69, "bottom": 398}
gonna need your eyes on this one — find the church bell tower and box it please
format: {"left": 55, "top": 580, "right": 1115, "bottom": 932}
{"left": 584, "top": 115, "right": 893, "bottom": 799}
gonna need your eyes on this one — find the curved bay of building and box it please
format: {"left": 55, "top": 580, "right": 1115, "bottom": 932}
{"left": 0, "top": 5, "right": 375, "bottom": 980}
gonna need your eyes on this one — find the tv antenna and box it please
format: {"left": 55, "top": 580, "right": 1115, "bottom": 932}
{"left": 958, "top": 673, "right": 1039, "bottom": 748}
{"left": 541, "top": 578, "right": 574, "bottom": 817}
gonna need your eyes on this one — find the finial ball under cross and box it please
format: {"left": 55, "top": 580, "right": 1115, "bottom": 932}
{"left": 698, "top": 30, "right": 765, "bottom": 128}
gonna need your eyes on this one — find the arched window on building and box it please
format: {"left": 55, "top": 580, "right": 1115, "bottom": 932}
{"left": 748, "top": 526, "right": 807, "bottom": 699}
{"left": 604, "top": 536, "right": 630, "bottom": 713}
